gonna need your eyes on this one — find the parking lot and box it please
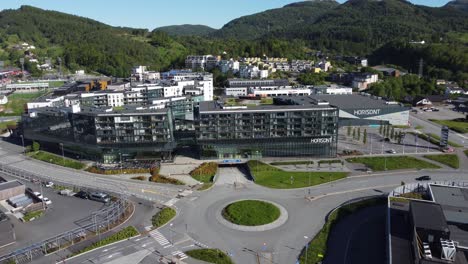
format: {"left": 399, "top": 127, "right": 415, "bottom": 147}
{"left": 413, "top": 105, "right": 464, "bottom": 121}
{"left": 338, "top": 127, "right": 440, "bottom": 156}
{"left": 0, "top": 175, "right": 107, "bottom": 255}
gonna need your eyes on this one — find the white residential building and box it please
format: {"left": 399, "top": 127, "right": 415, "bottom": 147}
{"left": 219, "top": 59, "right": 240, "bottom": 74}
{"left": 352, "top": 73, "right": 379, "bottom": 91}
{"left": 240, "top": 65, "right": 260, "bottom": 79}
{"left": 225, "top": 87, "right": 248, "bottom": 97}
{"left": 185, "top": 55, "right": 219, "bottom": 71}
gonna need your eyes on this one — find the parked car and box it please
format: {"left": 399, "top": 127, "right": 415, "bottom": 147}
{"left": 33, "top": 192, "right": 43, "bottom": 199}
{"left": 45, "top": 182, "right": 54, "bottom": 188}
{"left": 59, "top": 189, "right": 75, "bottom": 196}
{"left": 88, "top": 192, "right": 110, "bottom": 203}
{"left": 416, "top": 176, "right": 431, "bottom": 181}
{"left": 387, "top": 149, "right": 397, "bottom": 154}
{"left": 75, "top": 191, "right": 88, "bottom": 199}
{"left": 42, "top": 197, "right": 52, "bottom": 205}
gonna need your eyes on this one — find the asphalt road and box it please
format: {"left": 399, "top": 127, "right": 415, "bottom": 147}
{"left": 409, "top": 114, "right": 468, "bottom": 148}
{"left": 1, "top": 136, "right": 467, "bottom": 263}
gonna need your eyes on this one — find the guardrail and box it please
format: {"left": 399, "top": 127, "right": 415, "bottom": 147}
{"left": 0, "top": 164, "right": 132, "bottom": 264}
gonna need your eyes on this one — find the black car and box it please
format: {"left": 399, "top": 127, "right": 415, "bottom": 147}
{"left": 75, "top": 191, "right": 89, "bottom": 199}
{"left": 415, "top": 176, "right": 431, "bottom": 181}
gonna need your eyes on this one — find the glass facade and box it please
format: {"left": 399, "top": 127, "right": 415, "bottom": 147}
{"left": 195, "top": 107, "right": 339, "bottom": 159}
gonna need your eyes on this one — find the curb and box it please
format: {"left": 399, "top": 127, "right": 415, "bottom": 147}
{"left": 216, "top": 199, "right": 288, "bottom": 232}
{"left": 56, "top": 233, "right": 141, "bottom": 263}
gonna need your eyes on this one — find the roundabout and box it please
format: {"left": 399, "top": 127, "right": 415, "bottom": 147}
{"left": 217, "top": 199, "right": 288, "bottom": 231}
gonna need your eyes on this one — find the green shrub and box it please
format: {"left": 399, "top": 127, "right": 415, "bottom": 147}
{"left": 190, "top": 162, "right": 218, "bottom": 183}
{"left": 74, "top": 226, "right": 139, "bottom": 255}
{"left": 86, "top": 166, "right": 149, "bottom": 175}
{"left": 185, "top": 249, "right": 234, "bottom": 264}
{"left": 152, "top": 207, "right": 176, "bottom": 228}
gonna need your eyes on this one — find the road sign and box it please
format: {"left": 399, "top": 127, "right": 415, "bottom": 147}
{"left": 440, "top": 126, "right": 449, "bottom": 148}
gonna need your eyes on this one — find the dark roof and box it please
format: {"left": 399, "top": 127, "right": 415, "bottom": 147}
{"left": 0, "top": 180, "right": 23, "bottom": 192}
{"left": 308, "top": 94, "right": 408, "bottom": 110}
{"left": 414, "top": 95, "right": 449, "bottom": 103}
{"left": 198, "top": 97, "right": 336, "bottom": 113}
{"left": 410, "top": 200, "right": 449, "bottom": 232}
{"left": 430, "top": 185, "right": 468, "bottom": 224}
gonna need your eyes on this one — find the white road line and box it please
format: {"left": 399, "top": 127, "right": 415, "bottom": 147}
{"left": 172, "top": 250, "right": 188, "bottom": 260}
{"left": 149, "top": 230, "right": 171, "bottom": 246}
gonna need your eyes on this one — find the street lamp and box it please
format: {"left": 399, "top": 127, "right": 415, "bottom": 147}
{"left": 304, "top": 236, "right": 309, "bottom": 263}
{"left": 119, "top": 152, "right": 123, "bottom": 174}
{"left": 169, "top": 223, "right": 174, "bottom": 245}
{"left": 20, "top": 135, "right": 25, "bottom": 154}
{"left": 59, "top": 143, "right": 64, "bottom": 165}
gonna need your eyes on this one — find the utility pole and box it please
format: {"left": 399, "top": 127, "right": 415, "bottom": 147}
{"left": 60, "top": 143, "right": 65, "bottom": 165}
{"left": 20, "top": 58, "right": 25, "bottom": 81}
{"left": 20, "top": 135, "right": 25, "bottom": 154}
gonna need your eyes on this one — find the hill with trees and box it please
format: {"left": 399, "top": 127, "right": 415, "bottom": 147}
{"left": 154, "top": 24, "right": 216, "bottom": 36}
{"left": 445, "top": 0, "right": 468, "bottom": 12}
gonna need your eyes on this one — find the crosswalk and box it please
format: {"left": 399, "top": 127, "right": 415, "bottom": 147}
{"left": 149, "top": 229, "right": 172, "bottom": 248}
{"left": 164, "top": 198, "right": 179, "bottom": 207}
{"left": 171, "top": 250, "right": 188, "bottom": 260}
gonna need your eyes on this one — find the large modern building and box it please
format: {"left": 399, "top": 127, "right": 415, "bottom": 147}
{"left": 194, "top": 97, "right": 339, "bottom": 159}
{"left": 308, "top": 94, "right": 410, "bottom": 126}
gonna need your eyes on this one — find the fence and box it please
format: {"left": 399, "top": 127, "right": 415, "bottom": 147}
{"left": 0, "top": 164, "right": 132, "bottom": 264}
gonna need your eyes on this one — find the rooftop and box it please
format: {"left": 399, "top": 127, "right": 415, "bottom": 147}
{"left": 198, "top": 97, "right": 336, "bottom": 113}
{"left": 410, "top": 200, "right": 449, "bottom": 232}
{"left": 308, "top": 94, "right": 408, "bottom": 109}
{"left": 0, "top": 180, "right": 24, "bottom": 192}
{"left": 430, "top": 185, "right": 468, "bottom": 225}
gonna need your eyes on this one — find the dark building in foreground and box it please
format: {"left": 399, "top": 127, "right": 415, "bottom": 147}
{"left": 195, "top": 97, "right": 339, "bottom": 159}
{"left": 22, "top": 105, "right": 175, "bottom": 163}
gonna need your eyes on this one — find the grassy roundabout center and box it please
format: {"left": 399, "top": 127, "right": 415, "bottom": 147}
{"left": 222, "top": 200, "right": 280, "bottom": 226}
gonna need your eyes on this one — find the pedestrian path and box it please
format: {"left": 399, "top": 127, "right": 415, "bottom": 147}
{"left": 171, "top": 250, "right": 188, "bottom": 260}
{"left": 149, "top": 230, "right": 172, "bottom": 248}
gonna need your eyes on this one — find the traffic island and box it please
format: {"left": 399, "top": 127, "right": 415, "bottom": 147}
{"left": 217, "top": 199, "right": 288, "bottom": 231}
{"left": 185, "top": 249, "right": 234, "bottom": 264}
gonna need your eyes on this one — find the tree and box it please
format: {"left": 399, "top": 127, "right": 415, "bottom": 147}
{"left": 391, "top": 127, "right": 395, "bottom": 140}
{"left": 379, "top": 122, "right": 383, "bottom": 135}
{"left": 357, "top": 127, "right": 361, "bottom": 141}
{"left": 347, "top": 126, "right": 351, "bottom": 137}
{"left": 32, "top": 141, "right": 40, "bottom": 152}
{"left": 363, "top": 129, "right": 367, "bottom": 144}
{"left": 352, "top": 128, "right": 356, "bottom": 140}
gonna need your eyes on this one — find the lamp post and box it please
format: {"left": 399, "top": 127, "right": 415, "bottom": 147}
{"left": 119, "top": 152, "right": 123, "bottom": 174}
{"left": 20, "top": 135, "right": 25, "bottom": 154}
{"left": 304, "top": 236, "right": 309, "bottom": 264}
{"left": 169, "top": 223, "right": 174, "bottom": 245}
{"left": 59, "top": 143, "right": 64, "bottom": 165}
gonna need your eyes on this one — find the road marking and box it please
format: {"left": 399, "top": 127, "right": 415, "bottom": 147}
{"left": 181, "top": 244, "right": 195, "bottom": 249}
{"left": 107, "top": 255, "right": 113, "bottom": 259}
{"left": 172, "top": 250, "right": 188, "bottom": 260}
{"left": 102, "top": 246, "right": 117, "bottom": 252}
{"left": 164, "top": 198, "right": 179, "bottom": 207}
{"left": 149, "top": 230, "right": 171, "bottom": 247}
{"left": 309, "top": 184, "right": 399, "bottom": 201}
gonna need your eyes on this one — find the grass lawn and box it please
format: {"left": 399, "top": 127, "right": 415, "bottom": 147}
{"left": 423, "top": 154, "right": 459, "bottom": 169}
{"left": 465, "top": 150, "right": 468, "bottom": 157}
{"left": 185, "top": 249, "right": 234, "bottom": 264}
{"left": 28, "top": 151, "right": 86, "bottom": 169}
{"left": 48, "top": 81, "right": 65, "bottom": 88}
{"left": 430, "top": 119, "right": 468, "bottom": 134}
{"left": 222, "top": 200, "right": 280, "bottom": 226}
{"left": 23, "top": 210, "right": 44, "bottom": 222}
{"left": 299, "top": 197, "right": 386, "bottom": 264}
{"left": 74, "top": 226, "right": 139, "bottom": 255}
{"left": 151, "top": 207, "right": 176, "bottom": 228}
{"left": 428, "top": 133, "right": 463, "bottom": 148}
{"left": 270, "top": 161, "right": 313, "bottom": 166}
{"left": 346, "top": 156, "right": 441, "bottom": 171}
{"left": 0, "top": 120, "right": 17, "bottom": 133}
{"left": 248, "top": 161, "right": 348, "bottom": 189}
{"left": 2, "top": 91, "right": 48, "bottom": 116}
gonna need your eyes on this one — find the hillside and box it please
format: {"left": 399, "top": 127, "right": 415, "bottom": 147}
{"left": 0, "top": 5, "right": 188, "bottom": 77}
{"left": 445, "top": 0, "right": 468, "bottom": 12}
{"left": 213, "top": 0, "right": 339, "bottom": 40}
{"left": 274, "top": 0, "right": 468, "bottom": 54}
{"left": 154, "top": 24, "right": 216, "bottom": 36}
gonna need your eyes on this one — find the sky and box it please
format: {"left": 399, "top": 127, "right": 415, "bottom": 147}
{"left": 0, "top": 0, "right": 453, "bottom": 30}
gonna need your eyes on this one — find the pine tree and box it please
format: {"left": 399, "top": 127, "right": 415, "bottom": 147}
{"left": 357, "top": 127, "right": 361, "bottom": 141}
{"left": 379, "top": 122, "right": 383, "bottom": 134}
{"left": 347, "top": 126, "right": 351, "bottom": 137}
{"left": 352, "top": 128, "right": 356, "bottom": 140}
{"left": 391, "top": 127, "right": 395, "bottom": 140}
{"left": 363, "top": 129, "right": 367, "bottom": 144}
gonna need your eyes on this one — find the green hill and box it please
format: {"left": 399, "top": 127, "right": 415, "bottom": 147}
{"left": 155, "top": 24, "right": 216, "bottom": 36}
{"left": 445, "top": 0, "right": 468, "bottom": 12}
{"left": 213, "top": 0, "right": 339, "bottom": 40}
{"left": 0, "top": 5, "right": 187, "bottom": 77}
